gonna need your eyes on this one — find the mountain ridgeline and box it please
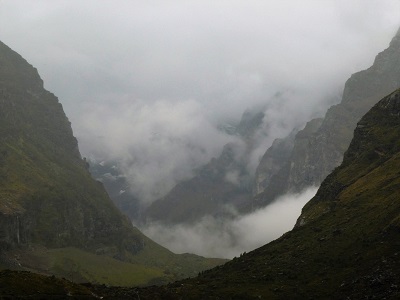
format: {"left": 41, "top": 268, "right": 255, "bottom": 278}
{"left": 186, "top": 88, "right": 400, "bottom": 299}
{"left": 8, "top": 83, "right": 400, "bottom": 299}
{"left": 101, "top": 88, "right": 400, "bottom": 299}
{"left": 133, "top": 29, "right": 400, "bottom": 226}
{"left": 253, "top": 28, "right": 400, "bottom": 207}
{"left": 0, "top": 40, "right": 133, "bottom": 251}
{"left": 1, "top": 29, "right": 400, "bottom": 298}
{"left": 0, "top": 40, "right": 224, "bottom": 286}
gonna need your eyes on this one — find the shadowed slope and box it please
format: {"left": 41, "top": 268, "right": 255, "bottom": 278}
{"left": 114, "top": 89, "right": 400, "bottom": 299}
{"left": 0, "top": 40, "right": 225, "bottom": 286}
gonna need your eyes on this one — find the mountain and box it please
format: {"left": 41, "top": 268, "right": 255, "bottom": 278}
{"left": 252, "top": 126, "right": 301, "bottom": 196}
{"left": 88, "top": 159, "right": 142, "bottom": 221}
{"left": 6, "top": 85, "right": 400, "bottom": 299}
{"left": 253, "top": 28, "right": 400, "bottom": 208}
{"left": 99, "top": 88, "right": 400, "bottom": 299}
{"left": 141, "top": 109, "right": 264, "bottom": 225}
{"left": 139, "top": 29, "right": 400, "bottom": 225}
{"left": 0, "top": 40, "right": 224, "bottom": 286}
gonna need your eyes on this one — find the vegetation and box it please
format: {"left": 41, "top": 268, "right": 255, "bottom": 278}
{"left": 4, "top": 88, "right": 400, "bottom": 299}
{"left": 93, "top": 89, "right": 400, "bottom": 299}
{"left": 0, "top": 40, "right": 225, "bottom": 287}
{"left": 0, "top": 269, "right": 94, "bottom": 298}
{"left": 2, "top": 31, "right": 400, "bottom": 299}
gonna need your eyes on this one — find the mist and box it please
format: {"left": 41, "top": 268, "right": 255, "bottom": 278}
{"left": 142, "top": 187, "right": 318, "bottom": 258}
{"left": 0, "top": 1, "right": 399, "bottom": 205}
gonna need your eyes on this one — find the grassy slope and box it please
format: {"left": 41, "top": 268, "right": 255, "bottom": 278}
{"left": 0, "top": 40, "right": 225, "bottom": 286}
{"left": 115, "top": 89, "right": 400, "bottom": 299}
{"left": 2, "top": 57, "right": 400, "bottom": 300}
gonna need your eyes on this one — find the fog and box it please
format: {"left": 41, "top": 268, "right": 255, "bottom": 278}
{"left": 142, "top": 187, "right": 318, "bottom": 258}
{"left": 0, "top": 1, "right": 399, "bottom": 205}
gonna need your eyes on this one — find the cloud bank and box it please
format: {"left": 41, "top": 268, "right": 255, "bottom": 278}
{"left": 80, "top": 98, "right": 235, "bottom": 202}
{"left": 0, "top": 1, "right": 399, "bottom": 204}
{"left": 142, "top": 187, "right": 318, "bottom": 258}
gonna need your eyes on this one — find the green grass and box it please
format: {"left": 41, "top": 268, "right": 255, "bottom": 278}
{"left": 48, "top": 247, "right": 165, "bottom": 286}
{"left": 0, "top": 39, "right": 226, "bottom": 288}
{"left": 110, "top": 89, "right": 400, "bottom": 299}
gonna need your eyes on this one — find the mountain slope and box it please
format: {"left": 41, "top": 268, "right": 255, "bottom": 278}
{"left": 0, "top": 40, "right": 224, "bottom": 286}
{"left": 109, "top": 88, "right": 400, "bottom": 299}
{"left": 4, "top": 85, "right": 400, "bottom": 297}
{"left": 253, "top": 28, "right": 400, "bottom": 207}
{"left": 142, "top": 109, "right": 264, "bottom": 225}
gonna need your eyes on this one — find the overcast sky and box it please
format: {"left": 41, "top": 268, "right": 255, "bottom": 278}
{"left": 0, "top": 1, "right": 399, "bottom": 204}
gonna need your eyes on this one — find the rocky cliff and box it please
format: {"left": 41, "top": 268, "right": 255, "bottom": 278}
{"left": 102, "top": 88, "right": 400, "bottom": 299}
{"left": 14, "top": 84, "right": 400, "bottom": 299}
{"left": 253, "top": 28, "right": 400, "bottom": 207}
{"left": 0, "top": 40, "right": 224, "bottom": 285}
{"left": 0, "top": 40, "right": 142, "bottom": 254}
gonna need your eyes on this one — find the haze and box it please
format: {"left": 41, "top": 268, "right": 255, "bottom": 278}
{"left": 0, "top": 0, "right": 399, "bottom": 257}
{"left": 143, "top": 187, "right": 318, "bottom": 258}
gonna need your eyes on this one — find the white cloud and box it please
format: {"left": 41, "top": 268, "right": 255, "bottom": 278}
{"left": 142, "top": 187, "right": 318, "bottom": 258}
{"left": 79, "top": 98, "right": 235, "bottom": 203}
{"left": 0, "top": 1, "right": 398, "bottom": 205}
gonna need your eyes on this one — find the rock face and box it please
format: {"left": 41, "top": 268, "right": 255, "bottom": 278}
{"left": 298, "top": 88, "right": 400, "bottom": 226}
{"left": 0, "top": 40, "right": 225, "bottom": 285}
{"left": 114, "top": 88, "right": 400, "bottom": 300}
{"left": 4, "top": 87, "right": 400, "bottom": 299}
{"left": 253, "top": 28, "right": 400, "bottom": 207}
{"left": 252, "top": 128, "right": 298, "bottom": 196}
{"left": 0, "top": 40, "right": 142, "bottom": 254}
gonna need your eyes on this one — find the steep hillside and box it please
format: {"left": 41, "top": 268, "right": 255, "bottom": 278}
{"left": 99, "top": 88, "right": 400, "bottom": 299}
{"left": 0, "top": 40, "right": 224, "bottom": 286}
{"left": 252, "top": 127, "right": 300, "bottom": 196}
{"left": 7, "top": 86, "right": 400, "bottom": 299}
{"left": 253, "top": 28, "right": 400, "bottom": 207}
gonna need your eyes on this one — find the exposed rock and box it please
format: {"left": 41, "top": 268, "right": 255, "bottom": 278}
{"left": 0, "top": 40, "right": 225, "bottom": 285}
{"left": 253, "top": 28, "right": 400, "bottom": 207}
{"left": 253, "top": 128, "right": 298, "bottom": 196}
{"left": 113, "top": 87, "right": 400, "bottom": 299}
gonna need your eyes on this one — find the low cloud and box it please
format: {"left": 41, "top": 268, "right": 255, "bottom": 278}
{"left": 141, "top": 187, "right": 318, "bottom": 258}
{"left": 0, "top": 1, "right": 398, "bottom": 207}
{"left": 79, "top": 98, "right": 236, "bottom": 204}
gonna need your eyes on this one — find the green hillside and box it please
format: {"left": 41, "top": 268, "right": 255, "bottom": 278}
{"left": 0, "top": 40, "right": 225, "bottom": 286}
{"left": 2, "top": 35, "right": 400, "bottom": 300}
{"left": 108, "top": 89, "right": 400, "bottom": 298}
{"left": 4, "top": 87, "right": 400, "bottom": 299}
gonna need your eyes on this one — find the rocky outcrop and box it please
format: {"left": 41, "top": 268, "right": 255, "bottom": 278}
{"left": 253, "top": 28, "right": 400, "bottom": 207}
{"left": 298, "top": 88, "right": 400, "bottom": 226}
